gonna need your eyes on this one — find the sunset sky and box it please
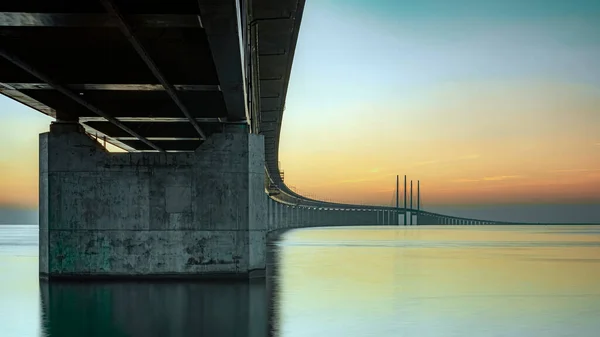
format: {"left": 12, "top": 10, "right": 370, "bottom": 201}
{"left": 1, "top": 0, "right": 600, "bottom": 209}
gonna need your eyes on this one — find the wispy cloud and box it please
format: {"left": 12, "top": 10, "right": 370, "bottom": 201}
{"left": 375, "top": 188, "right": 395, "bottom": 193}
{"left": 412, "top": 154, "right": 479, "bottom": 167}
{"left": 483, "top": 175, "right": 521, "bottom": 181}
{"left": 550, "top": 168, "right": 600, "bottom": 173}
{"left": 451, "top": 175, "right": 522, "bottom": 183}
{"left": 458, "top": 154, "right": 480, "bottom": 160}
{"left": 451, "top": 178, "right": 480, "bottom": 183}
{"left": 414, "top": 160, "right": 439, "bottom": 166}
{"left": 330, "top": 173, "right": 396, "bottom": 185}
{"left": 338, "top": 177, "right": 380, "bottom": 184}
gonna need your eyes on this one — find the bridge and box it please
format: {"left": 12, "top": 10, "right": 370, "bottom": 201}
{"left": 0, "top": 0, "right": 515, "bottom": 279}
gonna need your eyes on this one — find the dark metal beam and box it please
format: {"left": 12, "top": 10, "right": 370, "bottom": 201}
{"left": 0, "top": 46, "right": 164, "bottom": 152}
{"left": 100, "top": 0, "right": 207, "bottom": 140}
{"left": 114, "top": 137, "right": 201, "bottom": 141}
{"left": 1, "top": 83, "right": 220, "bottom": 91}
{"left": 82, "top": 127, "right": 137, "bottom": 152}
{"left": 79, "top": 117, "right": 243, "bottom": 123}
{"left": 0, "top": 85, "right": 56, "bottom": 118}
{"left": 197, "top": 0, "right": 248, "bottom": 122}
{"left": 0, "top": 12, "right": 201, "bottom": 28}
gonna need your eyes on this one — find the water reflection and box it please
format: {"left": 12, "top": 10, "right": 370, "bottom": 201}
{"left": 2, "top": 225, "right": 600, "bottom": 337}
{"left": 271, "top": 226, "right": 600, "bottom": 337}
{"left": 39, "top": 280, "right": 267, "bottom": 337}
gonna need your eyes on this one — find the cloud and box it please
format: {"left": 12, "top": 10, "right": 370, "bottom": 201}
{"left": 451, "top": 178, "right": 481, "bottom": 183}
{"left": 375, "top": 188, "right": 396, "bottom": 193}
{"left": 339, "top": 177, "right": 379, "bottom": 184}
{"left": 550, "top": 168, "right": 600, "bottom": 173}
{"left": 452, "top": 175, "right": 522, "bottom": 183}
{"left": 412, "top": 154, "right": 479, "bottom": 167}
{"left": 483, "top": 175, "right": 521, "bottom": 181}
{"left": 458, "top": 154, "right": 480, "bottom": 160}
{"left": 414, "top": 160, "right": 439, "bottom": 166}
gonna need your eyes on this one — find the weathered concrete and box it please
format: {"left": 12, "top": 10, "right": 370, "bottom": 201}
{"left": 39, "top": 122, "right": 266, "bottom": 278}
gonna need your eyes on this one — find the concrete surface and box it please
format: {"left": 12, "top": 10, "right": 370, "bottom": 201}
{"left": 39, "top": 122, "right": 266, "bottom": 278}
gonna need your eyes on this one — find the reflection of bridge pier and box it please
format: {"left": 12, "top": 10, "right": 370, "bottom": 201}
{"left": 40, "top": 279, "right": 267, "bottom": 337}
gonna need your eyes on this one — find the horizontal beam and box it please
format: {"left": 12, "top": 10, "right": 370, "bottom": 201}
{"left": 0, "top": 83, "right": 220, "bottom": 91}
{"left": 79, "top": 117, "right": 246, "bottom": 123}
{"left": 0, "top": 46, "right": 164, "bottom": 152}
{"left": 0, "top": 12, "right": 201, "bottom": 28}
{"left": 113, "top": 137, "right": 201, "bottom": 141}
{"left": 82, "top": 127, "right": 137, "bottom": 152}
{"left": 0, "top": 88, "right": 56, "bottom": 118}
{"left": 135, "top": 150, "right": 195, "bottom": 153}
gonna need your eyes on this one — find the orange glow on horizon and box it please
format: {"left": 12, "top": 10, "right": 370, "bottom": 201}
{"left": 279, "top": 81, "right": 600, "bottom": 205}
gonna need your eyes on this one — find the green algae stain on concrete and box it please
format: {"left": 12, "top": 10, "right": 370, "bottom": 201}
{"left": 49, "top": 232, "right": 113, "bottom": 274}
{"left": 49, "top": 232, "right": 79, "bottom": 273}
{"left": 98, "top": 235, "right": 112, "bottom": 272}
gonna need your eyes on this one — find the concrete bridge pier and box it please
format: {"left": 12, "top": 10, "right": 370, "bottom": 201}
{"left": 39, "top": 122, "right": 267, "bottom": 279}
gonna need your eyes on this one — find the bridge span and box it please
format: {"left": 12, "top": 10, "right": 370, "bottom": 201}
{"left": 1, "top": 0, "right": 516, "bottom": 279}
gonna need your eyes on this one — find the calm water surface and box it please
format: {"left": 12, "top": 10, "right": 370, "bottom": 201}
{"left": 1, "top": 224, "right": 600, "bottom": 336}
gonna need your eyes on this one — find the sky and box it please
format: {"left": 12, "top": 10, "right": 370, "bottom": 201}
{"left": 0, "top": 0, "right": 600, "bottom": 211}
{"left": 278, "top": 0, "right": 600, "bottom": 206}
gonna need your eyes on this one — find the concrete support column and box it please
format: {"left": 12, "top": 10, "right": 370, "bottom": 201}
{"left": 302, "top": 208, "right": 308, "bottom": 226}
{"left": 268, "top": 198, "right": 273, "bottom": 228}
{"left": 294, "top": 207, "right": 298, "bottom": 226}
{"left": 275, "top": 202, "right": 280, "bottom": 227}
{"left": 40, "top": 124, "right": 266, "bottom": 278}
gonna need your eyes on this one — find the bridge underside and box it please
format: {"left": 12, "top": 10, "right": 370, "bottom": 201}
{"left": 0, "top": 0, "right": 301, "bottom": 155}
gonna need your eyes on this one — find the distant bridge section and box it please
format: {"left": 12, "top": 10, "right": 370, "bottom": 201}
{"left": 264, "top": 196, "right": 518, "bottom": 230}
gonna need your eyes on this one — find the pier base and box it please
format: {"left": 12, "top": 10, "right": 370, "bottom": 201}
{"left": 39, "top": 122, "right": 266, "bottom": 279}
